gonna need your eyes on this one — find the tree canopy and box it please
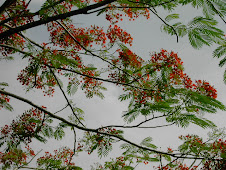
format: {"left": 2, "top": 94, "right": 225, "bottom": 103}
{"left": 0, "top": 0, "right": 226, "bottom": 169}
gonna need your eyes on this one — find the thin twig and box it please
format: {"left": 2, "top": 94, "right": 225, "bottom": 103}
{"left": 49, "top": 67, "right": 85, "bottom": 127}
{"left": 18, "top": 149, "right": 43, "bottom": 169}
{"left": 68, "top": 127, "right": 77, "bottom": 166}
{"left": 100, "top": 99, "right": 187, "bottom": 129}
{"left": 160, "top": 154, "right": 163, "bottom": 170}
{"left": 102, "top": 122, "right": 175, "bottom": 129}
{"left": 148, "top": 7, "right": 179, "bottom": 43}
{"left": 54, "top": 104, "right": 69, "bottom": 114}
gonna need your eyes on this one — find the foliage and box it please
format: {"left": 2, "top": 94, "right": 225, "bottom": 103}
{"left": 0, "top": 0, "right": 226, "bottom": 169}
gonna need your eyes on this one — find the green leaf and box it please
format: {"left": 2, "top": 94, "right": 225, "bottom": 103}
{"left": 122, "top": 166, "right": 134, "bottom": 170}
{"left": 163, "top": 154, "right": 171, "bottom": 161}
{"left": 56, "top": 76, "right": 63, "bottom": 87}
{"left": 0, "top": 82, "right": 8, "bottom": 87}
{"left": 68, "top": 166, "right": 83, "bottom": 170}
{"left": 90, "top": 144, "right": 98, "bottom": 154}
{"left": 213, "top": 45, "right": 226, "bottom": 62}
{"left": 83, "top": 67, "right": 97, "bottom": 71}
{"left": 34, "top": 134, "right": 47, "bottom": 143}
{"left": 202, "top": 1, "right": 215, "bottom": 18}
{"left": 188, "top": 29, "right": 210, "bottom": 49}
{"left": 224, "top": 69, "right": 226, "bottom": 84}
{"left": 59, "top": 121, "right": 70, "bottom": 128}
{"left": 165, "top": 14, "right": 179, "bottom": 22}
{"left": 0, "top": 56, "right": 14, "bottom": 61}
{"left": 187, "top": 17, "right": 224, "bottom": 48}
{"left": 29, "top": 118, "right": 41, "bottom": 124}
{"left": 122, "top": 109, "right": 140, "bottom": 123}
{"left": 0, "top": 99, "right": 13, "bottom": 111}
{"left": 0, "top": 142, "right": 4, "bottom": 148}
{"left": 219, "top": 57, "right": 226, "bottom": 67}
{"left": 119, "top": 93, "right": 132, "bottom": 101}
{"left": 140, "top": 137, "right": 157, "bottom": 149}
{"left": 54, "top": 127, "right": 65, "bottom": 140}
{"left": 41, "top": 125, "right": 54, "bottom": 138}
{"left": 45, "top": 118, "right": 53, "bottom": 124}
{"left": 147, "top": 157, "right": 159, "bottom": 162}
{"left": 67, "top": 80, "right": 79, "bottom": 96}
{"left": 221, "top": 152, "right": 226, "bottom": 159}
{"left": 173, "top": 114, "right": 216, "bottom": 129}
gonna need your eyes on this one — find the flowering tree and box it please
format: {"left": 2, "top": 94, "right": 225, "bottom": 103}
{"left": 0, "top": 0, "right": 226, "bottom": 169}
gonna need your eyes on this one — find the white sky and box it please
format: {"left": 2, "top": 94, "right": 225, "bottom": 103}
{"left": 0, "top": 0, "right": 226, "bottom": 169}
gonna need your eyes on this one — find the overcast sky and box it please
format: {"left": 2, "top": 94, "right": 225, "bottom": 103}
{"left": 0, "top": 0, "right": 226, "bottom": 169}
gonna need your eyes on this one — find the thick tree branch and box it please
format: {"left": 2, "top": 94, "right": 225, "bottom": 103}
{"left": 127, "top": 0, "right": 176, "bottom": 6}
{"left": 0, "top": 0, "right": 117, "bottom": 39}
{"left": 0, "top": 0, "right": 17, "bottom": 15}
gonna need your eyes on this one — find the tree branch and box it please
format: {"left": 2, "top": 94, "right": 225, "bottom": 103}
{"left": 0, "top": 89, "right": 217, "bottom": 160}
{"left": 148, "top": 7, "right": 179, "bottom": 43}
{"left": 101, "top": 122, "right": 175, "bottom": 129}
{"left": 48, "top": 67, "right": 85, "bottom": 127}
{"left": 54, "top": 104, "right": 69, "bottom": 114}
{"left": 0, "top": 0, "right": 17, "bottom": 15}
{"left": 0, "top": 0, "right": 117, "bottom": 39}
{"left": 205, "top": 0, "right": 226, "bottom": 24}
{"left": 0, "top": 44, "right": 156, "bottom": 94}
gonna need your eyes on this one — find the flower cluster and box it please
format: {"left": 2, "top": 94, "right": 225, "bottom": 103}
{"left": 150, "top": 49, "right": 218, "bottom": 98}
{"left": 0, "top": 32, "right": 25, "bottom": 56}
{"left": 48, "top": 23, "right": 107, "bottom": 50}
{"left": 0, "top": 148, "right": 27, "bottom": 168}
{"left": 156, "top": 161, "right": 197, "bottom": 170}
{"left": 79, "top": 130, "right": 118, "bottom": 156}
{"left": 108, "top": 48, "right": 143, "bottom": 86}
{"left": 179, "top": 135, "right": 226, "bottom": 168}
{"left": 118, "top": 49, "right": 143, "bottom": 68}
{"left": 202, "top": 159, "right": 226, "bottom": 169}
{"left": 151, "top": 49, "right": 184, "bottom": 83}
{"left": 2, "top": 0, "right": 34, "bottom": 25}
{"left": 48, "top": 21, "right": 133, "bottom": 51}
{"left": 98, "top": 127, "right": 122, "bottom": 136}
{"left": 0, "top": 0, "right": 33, "bottom": 56}
{"left": 133, "top": 89, "right": 154, "bottom": 104}
{"left": 37, "top": 147, "right": 75, "bottom": 168}
{"left": 105, "top": 4, "right": 150, "bottom": 24}
{"left": 0, "top": 108, "right": 44, "bottom": 144}
{"left": 81, "top": 69, "right": 104, "bottom": 98}
{"left": 104, "top": 156, "right": 127, "bottom": 169}
{"left": 0, "top": 93, "right": 10, "bottom": 110}
{"left": 107, "top": 25, "right": 133, "bottom": 46}
{"left": 195, "top": 80, "right": 217, "bottom": 99}
{"left": 115, "top": 156, "right": 126, "bottom": 167}
{"left": 17, "top": 57, "right": 56, "bottom": 96}
{"left": 0, "top": 144, "right": 35, "bottom": 169}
